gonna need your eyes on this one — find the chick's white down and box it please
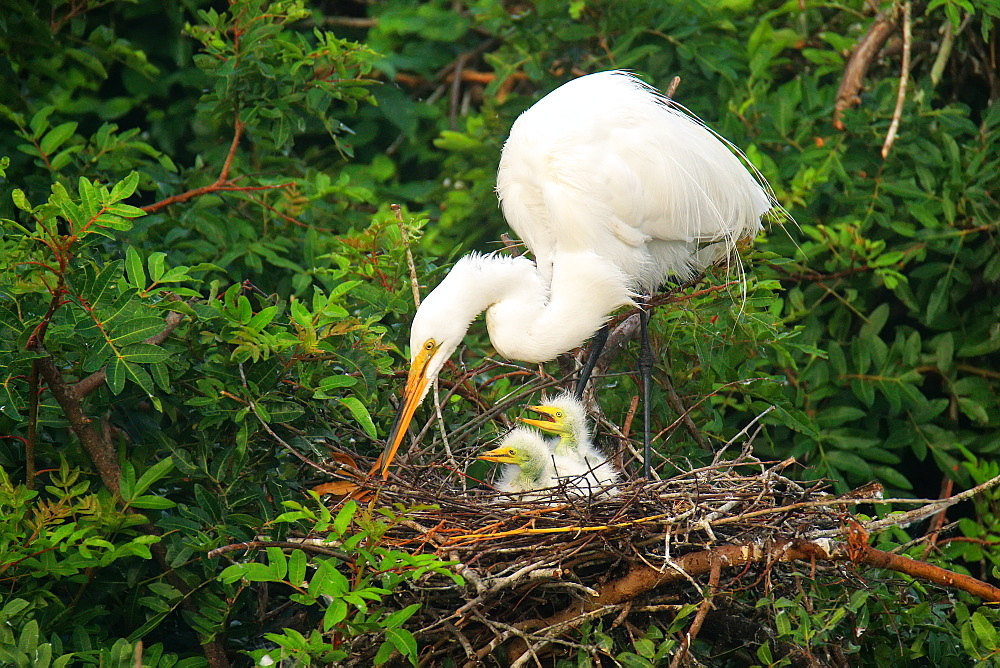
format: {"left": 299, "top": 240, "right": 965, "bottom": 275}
{"left": 486, "top": 428, "right": 557, "bottom": 500}
{"left": 525, "top": 394, "right": 620, "bottom": 496}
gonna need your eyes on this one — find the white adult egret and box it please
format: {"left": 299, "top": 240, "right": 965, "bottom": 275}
{"left": 478, "top": 428, "right": 558, "bottom": 499}
{"left": 375, "top": 70, "right": 774, "bottom": 479}
{"left": 520, "top": 393, "right": 620, "bottom": 494}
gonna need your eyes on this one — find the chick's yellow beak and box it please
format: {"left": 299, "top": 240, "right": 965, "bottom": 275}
{"left": 478, "top": 447, "right": 518, "bottom": 465}
{"left": 518, "top": 405, "right": 570, "bottom": 436}
{"left": 371, "top": 341, "right": 437, "bottom": 479}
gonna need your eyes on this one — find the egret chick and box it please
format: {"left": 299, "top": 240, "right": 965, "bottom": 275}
{"left": 520, "top": 394, "right": 620, "bottom": 495}
{"left": 478, "top": 428, "right": 557, "bottom": 500}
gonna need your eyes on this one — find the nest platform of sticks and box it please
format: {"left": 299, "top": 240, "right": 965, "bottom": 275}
{"left": 307, "top": 441, "right": 1000, "bottom": 667}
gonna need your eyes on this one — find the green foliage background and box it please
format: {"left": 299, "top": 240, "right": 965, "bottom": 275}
{"left": 0, "top": 0, "right": 998, "bottom": 665}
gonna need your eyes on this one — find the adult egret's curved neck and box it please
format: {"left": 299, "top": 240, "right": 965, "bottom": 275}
{"left": 485, "top": 250, "right": 634, "bottom": 363}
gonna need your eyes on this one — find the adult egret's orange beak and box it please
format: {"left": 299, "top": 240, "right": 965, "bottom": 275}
{"left": 518, "top": 405, "right": 571, "bottom": 436}
{"left": 477, "top": 447, "right": 518, "bottom": 464}
{"left": 370, "top": 341, "right": 438, "bottom": 479}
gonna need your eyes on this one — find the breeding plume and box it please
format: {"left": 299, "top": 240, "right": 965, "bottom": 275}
{"left": 521, "top": 393, "right": 620, "bottom": 496}
{"left": 376, "top": 70, "right": 774, "bottom": 478}
{"left": 478, "top": 428, "right": 557, "bottom": 500}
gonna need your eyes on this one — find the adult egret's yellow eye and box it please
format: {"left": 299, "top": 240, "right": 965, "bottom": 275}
{"left": 424, "top": 339, "right": 435, "bottom": 350}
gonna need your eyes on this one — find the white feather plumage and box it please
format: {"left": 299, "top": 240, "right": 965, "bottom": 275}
{"left": 485, "top": 428, "right": 557, "bottom": 500}
{"left": 381, "top": 70, "right": 776, "bottom": 478}
{"left": 497, "top": 70, "right": 770, "bottom": 291}
{"left": 525, "top": 393, "right": 620, "bottom": 497}
{"left": 408, "top": 70, "right": 772, "bottom": 375}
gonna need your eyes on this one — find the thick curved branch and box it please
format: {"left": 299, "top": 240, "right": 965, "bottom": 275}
{"left": 30, "top": 345, "right": 121, "bottom": 494}
{"left": 507, "top": 536, "right": 1000, "bottom": 661}
{"left": 834, "top": 10, "right": 898, "bottom": 130}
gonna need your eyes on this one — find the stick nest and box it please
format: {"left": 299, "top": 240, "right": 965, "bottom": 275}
{"left": 339, "top": 447, "right": 864, "bottom": 665}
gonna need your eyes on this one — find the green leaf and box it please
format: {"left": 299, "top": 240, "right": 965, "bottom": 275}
{"left": 51, "top": 145, "right": 82, "bottom": 171}
{"left": 266, "top": 547, "right": 288, "bottom": 580}
{"left": 382, "top": 603, "right": 421, "bottom": 630}
{"left": 133, "top": 457, "right": 174, "bottom": 497}
{"left": 337, "top": 397, "right": 377, "bottom": 439}
{"left": 333, "top": 500, "right": 357, "bottom": 535}
{"left": 1, "top": 598, "right": 31, "bottom": 618}
{"left": 314, "top": 374, "right": 357, "bottom": 399}
{"left": 111, "top": 317, "right": 164, "bottom": 346}
{"left": 110, "top": 172, "right": 140, "bottom": 201}
{"left": 107, "top": 357, "right": 126, "bottom": 394}
{"left": 248, "top": 305, "right": 278, "bottom": 331}
{"left": 128, "top": 495, "right": 177, "bottom": 509}
{"left": 11, "top": 188, "right": 31, "bottom": 211}
{"left": 18, "top": 619, "right": 39, "bottom": 653}
{"left": 148, "top": 252, "right": 167, "bottom": 282}
{"left": 433, "top": 130, "right": 482, "bottom": 152}
{"left": 374, "top": 641, "right": 394, "bottom": 665}
{"left": 29, "top": 105, "right": 54, "bottom": 135}
{"left": 957, "top": 397, "right": 989, "bottom": 425}
{"left": 633, "top": 638, "right": 655, "bottom": 658}
{"left": 40, "top": 122, "right": 77, "bottom": 155}
{"left": 125, "top": 246, "right": 146, "bottom": 289}
{"left": 107, "top": 203, "right": 146, "bottom": 218}
{"left": 771, "top": 405, "right": 819, "bottom": 437}
{"left": 239, "top": 562, "right": 279, "bottom": 583}
{"left": 123, "top": 359, "right": 156, "bottom": 397}
{"left": 925, "top": 279, "right": 950, "bottom": 323}
{"left": 815, "top": 406, "right": 866, "bottom": 428}
{"left": 288, "top": 549, "right": 307, "bottom": 586}
{"left": 121, "top": 343, "right": 170, "bottom": 364}
{"left": 323, "top": 599, "right": 349, "bottom": 629}
{"left": 78, "top": 176, "right": 99, "bottom": 220}
{"left": 385, "top": 628, "right": 418, "bottom": 665}
{"left": 971, "top": 611, "right": 998, "bottom": 647}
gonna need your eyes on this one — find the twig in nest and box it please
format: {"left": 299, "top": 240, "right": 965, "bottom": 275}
{"left": 207, "top": 539, "right": 350, "bottom": 560}
{"left": 500, "top": 232, "right": 523, "bottom": 256}
{"left": 864, "top": 471, "right": 1000, "bottom": 534}
{"left": 669, "top": 560, "right": 721, "bottom": 668}
{"left": 431, "top": 380, "right": 463, "bottom": 487}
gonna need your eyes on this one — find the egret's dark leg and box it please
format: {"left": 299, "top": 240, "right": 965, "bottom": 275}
{"left": 574, "top": 324, "right": 610, "bottom": 399}
{"left": 639, "top": 308, "right": 653, "bottom": 478}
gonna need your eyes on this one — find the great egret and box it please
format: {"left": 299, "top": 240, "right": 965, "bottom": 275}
{"left": 375, "top": 70, "right": 774, "bottom": 479}
{"left": 478, "top": 428, "right": 557, "bottom": 499}
{"left": 520, "top": 393, "right": 620, "bottom": 494}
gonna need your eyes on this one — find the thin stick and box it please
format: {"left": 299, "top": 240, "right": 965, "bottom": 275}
{"left": 665, "top": 76, "right": 681, "bottom": 99}
{"left": 882, "top": 1, "right": 911, "bottom": 159}
{"left": 432, "top": 380, "right": 462, "bottom": 488}
{"left": 393, "top": 203, "right": 422, "bottom": 308}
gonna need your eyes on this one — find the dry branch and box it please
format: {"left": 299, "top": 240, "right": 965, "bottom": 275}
{"left": 833, "top": 10, "right": 898, "bottom": 130}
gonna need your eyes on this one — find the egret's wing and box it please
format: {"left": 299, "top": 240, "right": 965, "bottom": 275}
{"left": 498, "top": 71, "right": 773, "bottom": 289}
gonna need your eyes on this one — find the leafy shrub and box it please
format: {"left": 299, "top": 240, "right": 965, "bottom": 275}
{"left": 0, "top": 0, "right": 997, "bottom": 664}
